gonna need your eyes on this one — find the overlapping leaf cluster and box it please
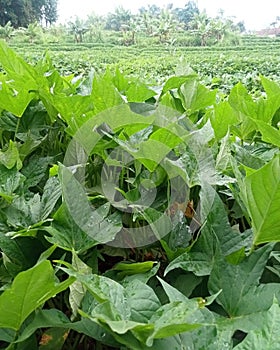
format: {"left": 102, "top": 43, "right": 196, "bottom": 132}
{"left": 0, "top": 40, "right": 280, "bottom": 349}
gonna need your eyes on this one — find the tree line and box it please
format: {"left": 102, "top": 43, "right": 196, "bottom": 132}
{"left": 67, "top": 2, "right": 246, "bottom": 46}
{"left": 0, "top": 0, "right": 58, "bottom": 27}
{"left": 0, "top": 1, "right": 248, "bottom": 46}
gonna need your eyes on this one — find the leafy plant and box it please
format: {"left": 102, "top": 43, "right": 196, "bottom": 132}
{"left": 0, "top": 40, "right": 280, "bottom": 349}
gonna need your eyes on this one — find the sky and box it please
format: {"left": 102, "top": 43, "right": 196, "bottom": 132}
{"left": 57, "top": 0, "right": 280, "bottom": 31}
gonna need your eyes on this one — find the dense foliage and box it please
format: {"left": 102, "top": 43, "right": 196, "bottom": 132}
{"left": 0, "top": 0, "right": 58, "bottom": 27}
{"left": 1, "top": 39, "right": 280, "bottom": 350}
{"left": 8, "top": 37, "right": 280, "bottom": 93}
{"left": 0, "top": 1, "right": 248, "bottom": 46}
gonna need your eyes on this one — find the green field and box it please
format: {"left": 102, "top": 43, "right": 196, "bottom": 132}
{"left": 9, "top": 34, "right": 280, "bottom": 92}
{"left": 1, "top": 37, "right": 280, "bottom": 349}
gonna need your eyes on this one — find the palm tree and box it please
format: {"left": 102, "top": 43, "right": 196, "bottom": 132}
{"left": 0, "top": 21, "right": 14, "bottom": 41}
{"left": 68, "top": 17, "right": 88, "bottom": 43}
{"left": 139, "top": 6, "right": 180, "bottom": 43}
{"left": 16, "top": 22, "right": 43, "bottom": 43}
{"left": 190, "top": 11, "right": 212, "bottom": 46}
{"left": 106, "top": 6, "right": 131, "bottom": 31}
{"left": 120, "top": 15, "right": 142, "bottom": 45}
{"left": 156, "top": 8, "right": 180, "bottom": 43}
{"left": 139, "top": 11, "right": 154, "bottom": 36}
{"left": 86, "top": 13, "right": 105, "bottom": 42}
{"left": 211, "top": 15, "right": 241, "bottom": 45}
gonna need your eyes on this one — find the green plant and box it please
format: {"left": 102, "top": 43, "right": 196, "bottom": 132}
{"left": 0, "top": 40, "right": 280, "bottom": 349}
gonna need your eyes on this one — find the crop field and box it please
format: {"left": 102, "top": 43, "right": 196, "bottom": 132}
{"left": 1, "top": 36, "right": 280, "bottom": 349}
{"left": 10, "top": 34, "right": 280, "bottom": 92}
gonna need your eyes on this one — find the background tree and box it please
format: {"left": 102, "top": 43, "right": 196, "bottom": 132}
{"left": 154, "top": 7, "right": 181, "bottom": 43}
{"left": 190, "top": 10, "right": 211, "bottom": 46}
{"left": 0, "top": 0, "right": 58, "bottom": 27}
{"left": 270, "top": 16, "right": 280, "bottom": 28}
{"left": 139, "top": 8, "right": 156, "bottom": 36}
{"left": 120, "top": 15, "right": 142, "bottom": 45}
{"left": 21, "top": 21, "right": 43, "bottom": 43}
{"left": 0, "top": 0, "right": 25, "bottom": 27}
{"left": 236, "top": 21, "right": 246, "bottom": 33}
{"left": 139, "top": 4, "right": 161, "bottom": 17}
{"left": 68, "top": 17, "right": 88, "bottom": 43}
{"left": 0, "top": 20, "right": 14, "bottom": 40}
{"left": 138, "top": 4, "right": 180, "bottom": 42}
{"left": 173, "top": 1, "right": 199, "bottom": 29}
{"left": 86, "top": 13, "right": 105, "bottom": 42}
{"left": 106, "top": 6, "right": 131, "bottom": 31}
{"left": 42, "top": 0, "right": 58, "bottom": 26}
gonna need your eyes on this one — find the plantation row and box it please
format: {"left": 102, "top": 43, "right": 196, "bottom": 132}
{"left": 7, "top": 40, "right": 280, "bottom": 93}
{"left": 1, "top": 40, "right": 280, "bottom": 349}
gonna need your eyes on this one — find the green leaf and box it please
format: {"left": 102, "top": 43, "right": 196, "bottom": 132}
{"left": 228, "top": 82, "right": 257, "bottom": 118}
{"left": 0, "top": 235, "right": 45, "bottom": 276}
{"left": 0, "top": 328, "right": 15, "bottom": 343}
{"left": 0, "top": 260, "right": 74, "bottom": 331}
{"left": 43, "top": 204, "right": 98, "bottom": 253}
{"left": 261, "top": 75, "right": 280, "bottom": 97}
{"left": 228, "top": 82, "right": 258, "bottom": 138}
{"left": 5, "top": 194, "right": 42, "bottom": 229}
{"left": 16, "top": 308, "right": 117, "bottom": 347}
{"left": 256, "top": 95, "right": 280, "bottom": 124}
{"left": 0, "top": 41, "right": 38, "bottom": 116}
{"left": 150, "top": 126, "right": 183, "bottom": 149}
{"left": 0, "top": 165, "right": 25, "bottom": 202}
{"left": 180, "top": 326, "right": 233, "bottom": 350}
{"left": 0, "top": 140, "right": 22, "bottom": 169}
{"left": 233, "top": 144, "right": 267, "bottom": 170}
{"left": 63, "top": 269, "right": 206, "bottom": 347}
{"left": 125, "top": 282, "right": 161, "bottom": 324}
{"left": 147, "top": 302, "right": 202, "bottom": 346}
{"left": 0, "top": 40, "right": 37, "bottom": 82}
{"left": 208, "top": 244, "right": 276, "bottom": 317}
{"left": 164, "top": 248, "right": 217, "bottom": 277}
{"left": 245, "top": 155, "right": 280, "bottom": 245}
{"left": 59, "top": 164, "right": 122, "bottom": 246}
{"left": 126, "top": 81, "right": 156, "bottom": 102}
{"left": 69, "top": 253, "right": 91, "bottom": 318}
{"left": 112, "top": 67, "right": 129, "bottom": 92}
{"left": 0, "top": 79, "right": 35, "bottom": 117}
{"left": 40, "top": 177, "right": 61, "bottom": 220}
{"left": 210, "top": 101, "right": 238, "bottom": 140}
{"left": 91, "top": 72, "right": 124, "bottom": 113}
{"left": 159, "top": 91, "right": 185, "bottom": 113}
{"left": 235, "top": 299, "right": 280, "bottom": 350}
{"left": 21, "top": 155, "right": 53, "bottom": 189}
{"left": 179, "top": 80, "right": 216, "bottom": 113}
{"left": 199, "top": 184, "right": 244, "bottom": 256}
{"left": 161, "top": 75, "right": 197, "bottom": 95}
{"left": 5, "top": 176, "right": 60, "bottom": 233}
{"left": 38, "top": 328, "right": 68, "bottom": 350}
{"left": 112, "top": 261, "right": 156, "bottom": 278}
{"left": 157, "top": 277, "right": 188, "bottom": 302}
{"left": 253, "top": 120, "right": 280, "bottom": 148}
{"left": 51, "top": 94, "right": 93, "bottom": 134}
